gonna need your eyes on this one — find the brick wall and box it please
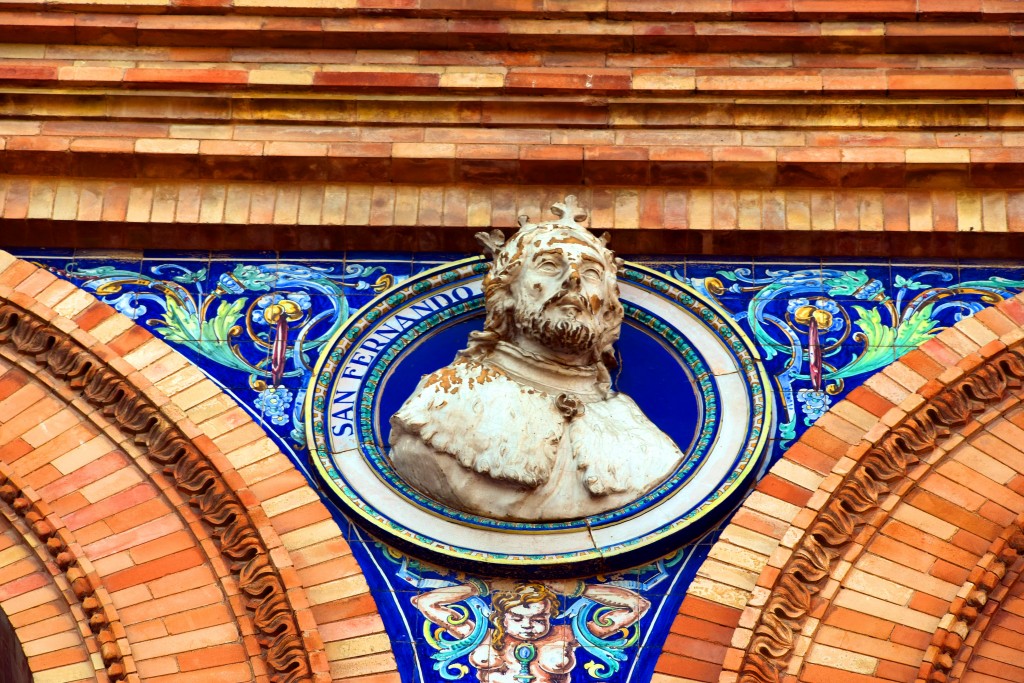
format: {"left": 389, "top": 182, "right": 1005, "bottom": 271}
{"left": 2, "top": 2, "right": 1024, "bottom": 682}
{"left": 659, "top": 293, "right": 1024, "bottom": 683}
{"left": 0, "top": 2, "right": 1023, "bottom": 254}
{"left": 0, "top": 253, "right": 396, "bottom": 683}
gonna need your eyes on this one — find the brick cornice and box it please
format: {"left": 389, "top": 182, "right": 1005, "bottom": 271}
{"left": 7, "top": 123, "right": 1024, "bottom": 189}
{"left": 0, "top": 1, "right": 1014, "bottom": 22}
{"left": 4, "top": 180, "right": 1024, "bottom": 256}
{"left": 1, "top": 12, "right": 1022, "bottom": 52}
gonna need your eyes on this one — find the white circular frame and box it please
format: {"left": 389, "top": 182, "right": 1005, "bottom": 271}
{"left": 306, "top": 259, "right": 772, "bottom": 571}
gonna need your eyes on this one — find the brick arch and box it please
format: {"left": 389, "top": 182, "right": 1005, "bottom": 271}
{"left": 0, "top": 556, "right": 31, "bottom": 683}
{"left": 0, "top": 252, "right": 398, "bottom": 683}
{"left": 652, "top": 292, "right": 1024, "bottom": 683}
{"left": 919, "top": 512, "right": 1024, "bottom": 683}
{"left": 0, "top": 466, "right": 96, "bottom": 683}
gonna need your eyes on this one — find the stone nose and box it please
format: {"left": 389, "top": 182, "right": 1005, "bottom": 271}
{"left": 562, "top": 264, "right": 582, "bottom": 291}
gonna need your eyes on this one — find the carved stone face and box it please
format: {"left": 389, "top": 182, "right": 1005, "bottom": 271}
{"left": 508, "top": 231, "right": 620, "bottom": 365}
{"left": 502, "top": 601, "right": 553, "bottom": 642}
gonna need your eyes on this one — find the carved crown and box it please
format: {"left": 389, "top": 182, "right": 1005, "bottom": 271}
{"left": 474, "top": 195, "right": 610, "bottom": 260}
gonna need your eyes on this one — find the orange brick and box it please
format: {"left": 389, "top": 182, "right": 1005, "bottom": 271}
{"left": 106, "top": 495, "right": 173, "bottom": 533}
{"left": 801, "top": 425, "right": 851, "bottom": 460}
{"left": 311, "top": 593, "right": 378, "bottom": 624}
{"left": 822, "top": 607, "right": 894, "bottom": 640}
{"left": 177, "top": 643, "right": 248, "bottom": 671}
{"left": 0, "top": 571, "right": 50, "bottom": 602}
{"left": 120, "top": 584, "right": 224, "bottom": 625}
{"left": 64, "top": 483, "right": 157, "bottom": 532}
{"left": 845, "top": 386, "right": 894, "bottom": 418}
{"left": 49, "top": 491, "right": 90, "bottom": 519}
{"left": 164, "top": 603, "right": 234, "bottom": 635}
{"left": 7, "top": 601, "right": 65, "bottom": 629}
{"left": 655, "top": 652, "right": 722, "bottom": 681}
{"left": 881, "top": 520, "right": 976, "bottom": 568}
{"left": 929, "top": 558, "right": 969, "bottom": 586}
{"left": 800, "top": 664, "right": 880, "bottom": 683}
{"left": 268, "top": 501, "right": 332, "bottom": 536}
{"left": 0, "top": 438, "right": 31, "bottom": 466}
{"left": 874, "top": 659, "right": 919, "bottom": 681}
{"left": 678, "top": 595, "right": 743, "bottom": 628}
{"left": 667, "top": 614, "right": 736, "bottom": 646}
{"left": 125, "top": 68, "right": 247, "bottom": 85}
{"left": 906, "top": 489, "right": 1000, "bottom": 540}
{"left": 908, "top": 590, "right": 951, "bottom": 617}
{"left": 72, "top": 301, "right": 114, "bottom": 332}
{"left": 888, "top": 69, "right": 1014, "bottom": 93}
{"left": 108, "top": 324, "right": 153, "bottom": 357}
{"left": 126, "top": 617, "right": 170, "bottom": 643}
{"left": 23, "top": 645, "right": 89, "bottom": 672}
{"left": 293, "top": 554, "right": 363, "bottom": 588}
{"left": 0, "top": 259, "right": 37, "bottom": 289}
{"left": 662, "top": 632, "right": 728, "bottom": 664}
{"left": 105, "top": 548, "right": 207, "bottom": 593}
{"left": 319, "top": 613, "right": 385, "bottom": 642}
{"left": 890, "top": 624, "right": 932, "bottom": 651}
{"left": 129, "top": 530, "right": 196, "bottom": 565}
{"left": 920, "top": 472, "right": 986, "bottom": 512}
{"left": 0, "top": 368, "right": 30, "bottom": 403}
{"left": 731, "top": 506, "right": 789, "bottom": 539}
{"left": 755, "top": 473, "right": 813, "bottom": 507}
{"left": 15, "top": 613, "right": 78, "bottom": 647}
{"left": 289, "top": 538, "right": 354, "bottom": 571}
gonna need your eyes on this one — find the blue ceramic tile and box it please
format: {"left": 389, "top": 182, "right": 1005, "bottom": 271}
{"left": 143, "top": 249, "right": 210, "bottom": 262}
{"left": 347, "top": 250, "right": 414, "bottom": 265}
{"left": 207, "top": 249, "right": 277, "bottom": 262}
{"left": 206, "top": 259, "right": 279, "bottom": 298}
{"left": 412, "top": 251, "right": 473, "bottom": 267}
{"left": 9, "top": 247, "right": 75, "bottom": 259}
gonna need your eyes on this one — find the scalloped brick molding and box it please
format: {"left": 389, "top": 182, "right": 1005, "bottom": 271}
{"left": 652, "top": 293, "right": 1024, "bottom": 683}
{"left": 0, "top": 252, "right": 399, "bottom": 683}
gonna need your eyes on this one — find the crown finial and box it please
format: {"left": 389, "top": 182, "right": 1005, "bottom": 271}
{"left": 481, "top": 196, "right": 606, "bottom": 262}
{"left": 549, "top": 195, "right": 587, "bottom": 227}
{"left": 474, "top": 229, "right": 506, "bottom": 257}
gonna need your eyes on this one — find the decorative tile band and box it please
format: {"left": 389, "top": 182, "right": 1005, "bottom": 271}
{"left": 22, "top": 250, "right": 1024, "bottom": 683}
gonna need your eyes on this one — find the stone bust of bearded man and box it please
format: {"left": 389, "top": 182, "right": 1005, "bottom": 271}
{"left": 388, "top": 196, "right": 685, "bottom": 521}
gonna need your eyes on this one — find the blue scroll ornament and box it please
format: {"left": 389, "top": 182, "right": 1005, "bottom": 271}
{"left": 684, "top": 267, "right": 1024, "bottom": 448}
{"left": 47, "top": 261, "right": 392, "bottom": 447}
{"left": 393, "top": 548, "right": 679, "bottom": 682}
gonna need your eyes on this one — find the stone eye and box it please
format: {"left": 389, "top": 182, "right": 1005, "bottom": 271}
{"left": 537, "top": 260, "right": 560, "bottom": 274}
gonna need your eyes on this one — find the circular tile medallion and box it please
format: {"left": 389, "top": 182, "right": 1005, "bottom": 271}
{"left": 307, "top": 258, "right": 773, "bottom": 575}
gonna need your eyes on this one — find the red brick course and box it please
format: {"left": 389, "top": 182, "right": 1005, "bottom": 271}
{"left": 0, "top": 5, "right": 1023, "bottom": 248}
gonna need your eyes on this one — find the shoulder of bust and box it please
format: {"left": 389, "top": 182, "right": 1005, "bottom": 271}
{"left": 390, "top": 354, "right": 564, "bottom": 489}
{"left": 419, "top": 356, "right": 512, "bottom": 391}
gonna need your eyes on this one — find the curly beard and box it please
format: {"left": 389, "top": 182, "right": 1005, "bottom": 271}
{"left": 512, "top": 296, "right": 599, "bottom": 358}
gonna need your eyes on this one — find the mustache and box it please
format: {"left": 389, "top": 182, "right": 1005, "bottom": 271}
{"left": 542, "top": 291, "right": 590, "bottom": 314}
